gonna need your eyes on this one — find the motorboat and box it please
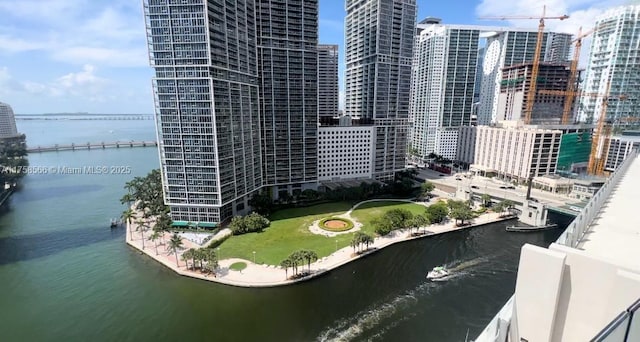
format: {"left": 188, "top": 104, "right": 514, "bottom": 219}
{"left": 506, "top": 223, "right": 558, "bottom": 232}
{"left": 426, "top": 266, "right": 449, "bottom": 280}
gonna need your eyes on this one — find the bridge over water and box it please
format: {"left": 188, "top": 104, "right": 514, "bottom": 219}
{"left": 16, "top": 115, "right": 153, "bottom": 121}
{"left": 27, "top": 141, "right": 158, "bottom": 153}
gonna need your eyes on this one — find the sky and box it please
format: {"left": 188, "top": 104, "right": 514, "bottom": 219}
{"left": 0, "top": 0, "right": 636, "bottom": 114}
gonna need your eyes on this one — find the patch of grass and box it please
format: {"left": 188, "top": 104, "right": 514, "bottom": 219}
{"left": 319, "top": 217, "right": 354, "bottom": 232}
{"left": 218, "top": 200, "right": 426, "bottom": 265}
{"left": 229, "top": 262, "right": 247, "bottom": 271}
{"left": 218, "top": 202, "right": 353, "bottom": 265}
{"left": 351, "top": 201, "right": 427, "bottom": 236}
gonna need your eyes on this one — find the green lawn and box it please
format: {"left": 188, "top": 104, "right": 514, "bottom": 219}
{"left": 229, "top": 262, "right": 247, "bottom": 271}
{"left": 351, "top": 201, "right": 428, "bottom": 235}
{"left": 218, "top": 200, "right": 427, "bottom": 265}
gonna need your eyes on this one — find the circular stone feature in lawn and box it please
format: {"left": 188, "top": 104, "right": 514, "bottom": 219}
{"left": 319, "top": 217, "right": 354, "bottom": 232}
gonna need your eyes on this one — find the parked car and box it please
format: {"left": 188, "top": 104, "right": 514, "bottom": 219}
{"left": 471, "top": 185, "right": 479, "bottom": 189}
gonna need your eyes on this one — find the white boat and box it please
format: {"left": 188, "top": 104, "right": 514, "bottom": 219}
{"left": 426, "top": 266, "right": 449, "bottom": 280}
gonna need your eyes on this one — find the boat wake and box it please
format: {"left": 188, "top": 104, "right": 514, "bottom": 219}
{"left": 316, "top": 282, "right": 438, "bottom": 342}
{"left": 316, "top": 257, "right": 489, "bottom": 341}
{"left": 429, "top": 256, "right": 489, "bottom": 282}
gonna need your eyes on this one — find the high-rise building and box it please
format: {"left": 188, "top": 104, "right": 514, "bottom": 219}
{"left": 409, "top": 22, "right": 480, "bottom": 160}
{"left": 0, "top": 102, "right": 18, "bottom": 138}
{"left": 345, "top": 0, "right": 416, "bottom": 180}
{"left": 143, "top": 0, "right": 318, "bottom": 224}
{"left": 257, "top": 0, "right": 318, "bottom": 196}
{"left": 579, "top": 5, "right": 640, "bottom": 125}
{"left": 318, "top": 44, "right": 339, "bottom": 123}
{"left": 496, "top": 62, "right": 572, "bottom": 124}
{"left": 478, "top": 30, "right": 572, "bottom": 125}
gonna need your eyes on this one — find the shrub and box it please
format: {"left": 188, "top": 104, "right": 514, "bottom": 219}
{"left": 229, "top": 213, "right": 270, "bottom": 235}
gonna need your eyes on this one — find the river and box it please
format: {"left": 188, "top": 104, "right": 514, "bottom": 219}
{"left": 0, "top": 116, "right": 567, "bottom": 341}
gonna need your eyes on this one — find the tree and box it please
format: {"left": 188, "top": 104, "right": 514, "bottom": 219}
{"left": 229, "top": 213, "right": 270, "bottom": 235}
{"left": 153, "top": 212, "right": 173, "bottom": 244}
{"left": 360, "top": 233, "right": 374, "bottom": 251}
{"left": 181, "top": 248, "right": 195, "bottom": 270}
{"left": 121, "top": 208, "right": 136, "bottom": 226}
{"left": 148, "top": 231, "right": 162, "bottom": 255}
{"left": 203, "top": 249, "right": 218, "bottom": 275}
{"left": 386, "top": 208, "right": 413, "bottom": 229}
{"left": 194, "top": 248, "right": 207, "bottom": 270}
{"left": 280, "top": 259, "right": 293, "bottom": 279}
{"left": 300, "top": 250, "right": 318, "bottom": 271}
{"left": 249, "top": 190, "right": 273, "bottom": 215}
{"left": 426, "top": 202, "right": 449, "bottom": 223}
{"left": 481, "top": 194, "right": 492, "bottom": 208}
{"left": 167, "top": 233, "right": 184, "bottom": 267}
{"left": 450, "top": 205, "right": 474, "bottom": 226}
{"left": 287, "top": 251, "right": 306, "bottom": 276}
{"left": 421, "top": 181, "right": 435, "bottom": 198}
{"left": 351, "top": 232, "right": 373, "bottom": 253}
{"left": 414, "top": 214, "right": 431, "bottom": 234}
{"left": 181, "top": 251, "right": 192, "bottom": 269}
{"left": 373, "top": 216, "right": 394, "bottom": 236}
{"left": 135, "top": 219, "right": 149, "bottom": 250}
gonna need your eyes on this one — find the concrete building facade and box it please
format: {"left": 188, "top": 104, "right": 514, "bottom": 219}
{"left": 0, "top": 102, "right": 18, "bottom": 138}
{"left": 580, "top": 5, "right": 640, "bottom": 125}
{"left": 478, "top": 30, "right": 572, "bottom": 125}
{"left": 345, "top": 0, "right": 416, "bottom": 180}
{"left": 318, "top": 126, "right": 374, "bottom": 181}
{"left": 318, "top": 44, "right": 339, "bottom": 122}
{"left": 456, "top": 126, "right": 477, "bottom": 166}
{"left": 605, "top": 135, "right": 640, "bottom": 172}
{"left": 472, "top": 123, "right": 562, "bottom": 181}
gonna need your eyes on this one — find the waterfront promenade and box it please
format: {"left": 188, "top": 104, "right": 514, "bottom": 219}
{"left": 126, "top": 200, "right": 515, "bottom": 288}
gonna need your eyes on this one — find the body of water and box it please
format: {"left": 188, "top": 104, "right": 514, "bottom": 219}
{"left": 0, "top": 117, "right": 566, "bottom": 341}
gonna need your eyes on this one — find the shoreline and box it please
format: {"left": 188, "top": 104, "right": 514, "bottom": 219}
{"left": 126, "top": 204, "right": 517, "bottom": 288}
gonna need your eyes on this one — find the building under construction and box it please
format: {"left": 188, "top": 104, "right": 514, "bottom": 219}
{"left": 496, "top": 62, "right": 575, "bottom": 124}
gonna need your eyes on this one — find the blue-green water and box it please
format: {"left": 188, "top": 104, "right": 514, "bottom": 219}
{"left": 0, "top": 118, "right": 565, "bottom": 341}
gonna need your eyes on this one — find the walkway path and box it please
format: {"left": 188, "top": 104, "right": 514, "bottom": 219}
{"left": 126, "top": 199, "right": 515, "bottom": 287}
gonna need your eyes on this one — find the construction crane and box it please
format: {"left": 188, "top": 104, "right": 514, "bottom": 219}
{"left": 480, "top": 6, "right": 570, "bottom": 124}
{"left": 586, "top": 80, "right": 629, "bottom": 176}
{"left": 537, "top": 27, "right": 598, "bottom": 123}
{"left": 561, "top": 27, "right": 596, "bottom": 124}
{"left": 542, "top": 82, "right": 627, "bottom": 176}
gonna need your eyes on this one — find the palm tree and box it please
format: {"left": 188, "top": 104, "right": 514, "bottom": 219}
{"left": 481, "top": 194, "right": 492, "bottom": 208}
{"left": 350, "top": 235, "right": 360, "bottom": 253}
{"left": 135, "top": 219, "right": 149, "bottom": 249}
{"left": 360, "top": 234, "right": 374, "bottom": 251}
{"left": 280, "top": 259, "right": 293, "bottom": 279}
{"left": 182, "top": 248, "right": 195, "bottom": 270}
{"left": 121, "top": 208, "right": 136, "bottom": 226}
{"left": 167, "top": 233, "right": 184, "bottom": 267}
{"left": 204, "top": 249, "right": 218, "bottom": 275}
{"left": 301, "top": 250, "right": 318, "bottom": 271}
{"left": 194, "top": 248, "right": 207, "bottom": 270}
{"left": 148, "top": 231, "right": 161, "bottom": 255}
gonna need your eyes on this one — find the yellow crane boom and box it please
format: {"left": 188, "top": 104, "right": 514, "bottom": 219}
{"left": 480, "top": 6, "right": 570, "bottom": 124}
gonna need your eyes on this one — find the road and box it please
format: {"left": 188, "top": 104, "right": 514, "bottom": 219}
{"left": 415, "top": 168, "right": 577, "bottom": 207}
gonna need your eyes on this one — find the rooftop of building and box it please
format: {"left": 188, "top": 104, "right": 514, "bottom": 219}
{"left": 577, "top": 155, "right": 640, "bottom": 272}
